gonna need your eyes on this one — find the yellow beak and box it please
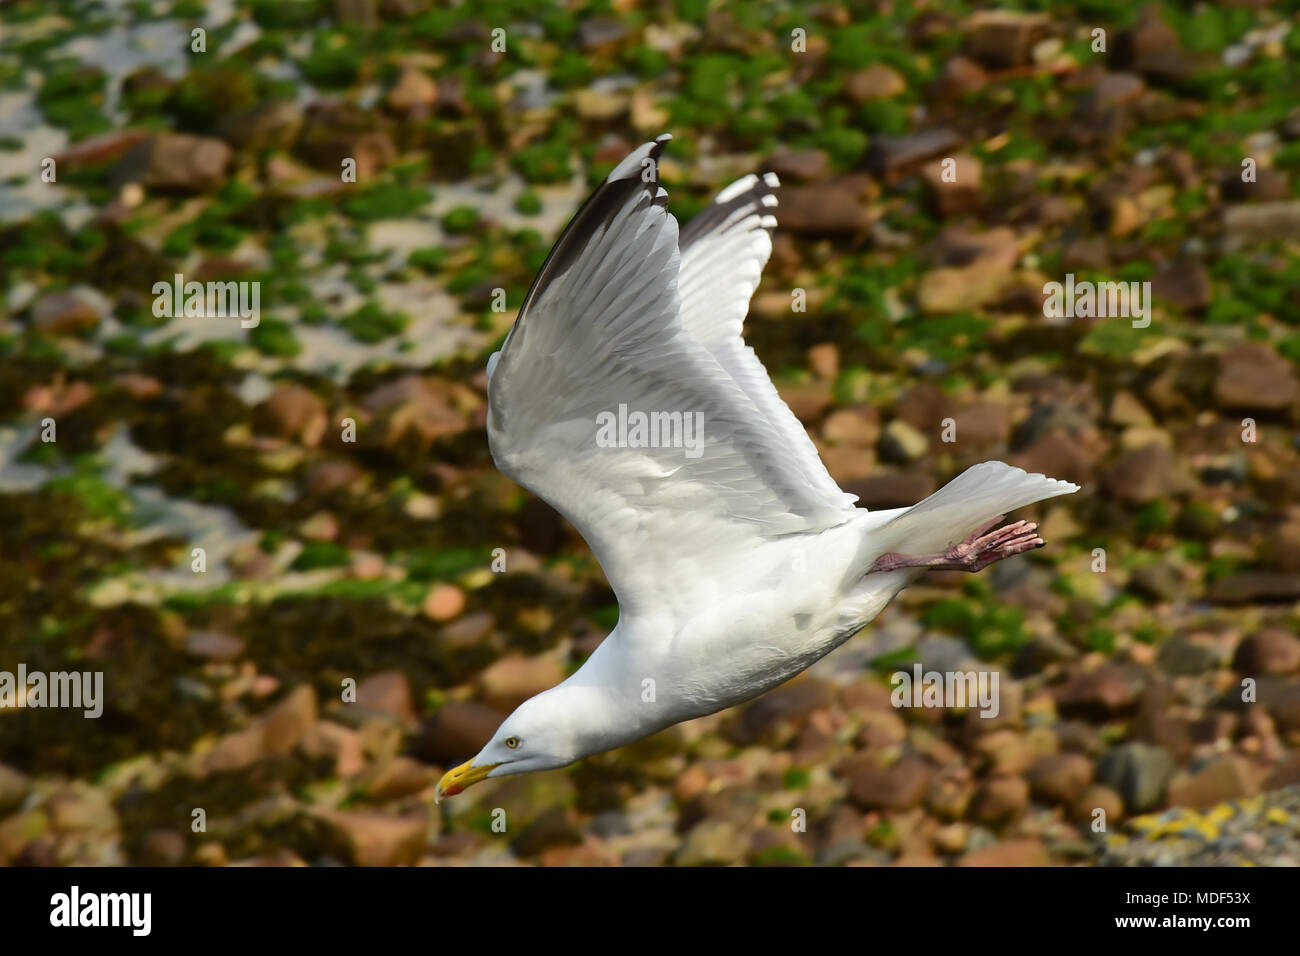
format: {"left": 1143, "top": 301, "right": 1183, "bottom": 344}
{"left": 435, "top": 759, "right": 500, "bottom": 803}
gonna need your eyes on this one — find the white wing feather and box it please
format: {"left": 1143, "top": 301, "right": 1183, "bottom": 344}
{"left": 677, "top": 172, "right": 858, "bottom": 513}
{"left": 486, "top": 136, "right": 857, "bottom": 618}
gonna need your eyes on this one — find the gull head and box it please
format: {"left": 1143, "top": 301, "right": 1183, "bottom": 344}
{"left": 435, "top": 682, "right": 626, "bottom": 802}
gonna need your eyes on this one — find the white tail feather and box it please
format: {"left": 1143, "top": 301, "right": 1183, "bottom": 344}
{"left": 872, "top": 461, "right": 1080, "bottom": 556}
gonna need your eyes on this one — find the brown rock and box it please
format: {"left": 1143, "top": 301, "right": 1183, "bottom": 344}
{"left": 1008, "top": 432, "right": 1098, "bottom": 488}
{"left": 1267, "top": 684, "right": 1300, "bottom": 734}
{"left": 113, "top": 373, "right": 163, "bottom": 399}
{"left": 511, "top": 806, "right": 584, "bottom": 858}
{"left": 896, "top": 382, "right": 954, "bottom": 429}
{"left": 202, "top": 727, "right": 265, "bottom": 773}
{"left": 973, "top": 730, "right": 1035, "bottom": 776}
{"left": 807, "top": 343, "right": 839, "bottom": 380}
{"left": 921, "top": 153, "right": 983, "bottom": 217}
{"left": 386, "top": 68, "right": 438, "bottom": 115}
{"left": 0, "top": 811, "right": 48, "bottom": 866}
{"left": 844, "top": 755, "right": 933, "bottom": 812}
{"left": 1088, "top": 72, "right": 1146, "bottom": 110}
{"left": 917, "top": 260, "right": 1013, "bottom": 314}
{"left": 139, "top": 829, "right": 187, "bottom": 865}
{"left": 302, "top": 720, "right": 366, "bottom": 777}
{"left": 843, "top": 64, "right": 906, "bottom": 102}
{"left": 1266, "top": 521, "right": 1300, "bottom": 572}
{"left": 115, "top": 133, "right": 232, "bottom": 192}
{"left": 841, "top": 471, "right": 936, "bottom": 509}
{"left": 258, "top": 384, "right": 328, "bottom": 447}
{"left": 315, "top": 809, "right": 427, "bottom": 866}
{"left": 1025, "top": 753, "right": 1094, "bottom": 805}
{"left": 957, "top": 837, "right": 1050, "bottom": 866}
{"left": 823, "top": 406, "right": 880, "bottom": 447}
{"left": 866, "top": 128, "right": 964, "bottom": 182}
{"left": 732, "top": 678, "right": 833, "bottom": 745}
{"left": 1154, "top": 632, "right": 1220, "bottom": 672}
{"left": 776, "top": 176, "right": 876, "bottom": 234}
{"left": 1062, "top": 236, "right": 1111, "bottom": 270}
{"left": 1101, "top": 443, "right": 1190, "bottom": 505}
{"left": 776, "top": 378, "right": 833, "bottom": 424}
{"left": 935, "top": 56, "right": 989, "bottom": 98}
{"left": 350, "top": 551, "right": 386, "bottom": 579}
{"left": 1118, "top": 4, "right": 1179, "bottom": 61}
{"left": 927, "top": 766, "right": 975, "bottom": 820}
{"left": 1189, "top": 711, "right": 1237, "bottom": 745}
{"left": 46, "top": 785, "right": 116, "bottom": 832}
{"left": 965, "top": 10, "right": 1050, "bottom": 68}
{"left": 29, "top": 292, "right": 102, "bottom": 334}
{"left": 572, "top": 88, "right": 627, "bottom": 122}
{"left": 1263, "top": 753, "right": 1300, "bottom": 790}
{"left": 422, "top": 583, "right": 466, "bottom": 622}
{"left": 217, "top": 100, "right": 303, "bottom": 152}
{"left": 1151, "top": 258, "right": 1212, "bottom": 311}
{"left": 1223, "top": 201, "right": 1300, "bottom": 242}
{"left": 1219, "top": 166, "right": 1290, "bottom": 203}
{"left": 335, "top": 0, "right": 378, "bottom": 26}
{"left": 1116, "top": 5, "right": 1203, "bottom": 84}
{"left": 355, "top": 671, "right": 416, "bottom": 724}
{"left": 1209, "top": 573, "right": 1300, "bottom": 605}
{"left": 1234, "top": 628, "right": 1300, "bottom": 676}
{"left": 0, "top": 764, "right": 30, "bottom": 816}
{"left": 260, "top": 685, "right": 317, "bottom": 756}
{"left": 1166, "top": 756, "right": 1257, "bottom": 810}
{"left": 948, "top": 401, "right": 1009, "bottom": 446}
{"left": 184, "top": 630, "right": 245, "bottom": 661}
{"left": 578, "top": 17, "right": 629, "bottom": 50}
{"left": 53, "top": 129, "right": 151, "bottom": 170}
{"left": 297, "top": 103, "right": 396, "bottom": 178}
{"left": 931, "top": 822, "right": 970, "bottom": 854}
{"left": 1070, "top": 783, "right": 1124, "bottom": 826}
{"left": 854, "top": 709, "right": 907, "bottom": 751}
{"left": 676, "top": 819, "right": 746, "bottom": 866}
{"left": 355, "top": 755, "right": 436, "bottom": 800}
{"left": 363, "top": 375, "right": 478, "bottom": 449}
{"left": 441, "top": 611, "right": 494, "bottom": 648}
{"left": 306, "top": 460, "right": 367, "bottom": 495}
{"left": 766, "top": 148, "right": 829, "bottom": 182}
{"left": 1055, "top": 666, "right": 1144, "bottom": 720}
{"left": 932, "top": 223, "right": 1021, "bottom": 269}
{"left": 969, "top": 776, "right": 1029, "bottom": 825}
{"left": 475, "top": 653, "right": 565, "bottom": 712}
{"left": 1108, "top": 390, "right": 1154, "bottom": 427}
{"left": 1214, "top": 343, "right": 1298, "bottom": 411}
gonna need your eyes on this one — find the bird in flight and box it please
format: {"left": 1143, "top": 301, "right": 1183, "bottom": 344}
{"left": 436, "top": 134, "right": 1079, "bottom": 801}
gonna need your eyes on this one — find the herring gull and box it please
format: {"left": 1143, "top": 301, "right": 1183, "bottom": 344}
{"left": 436, "top": 134, "right": 1079, "bottom": 800}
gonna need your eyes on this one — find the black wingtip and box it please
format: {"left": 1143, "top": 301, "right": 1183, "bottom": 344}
{"left": 605, "top": 133, "right": 673, "bottom": 184}
{"left": 514, "top": 133, "right": 675, "bottom": 332}
{"left": 648, "top": 133, "right": 672, "bottom": 171}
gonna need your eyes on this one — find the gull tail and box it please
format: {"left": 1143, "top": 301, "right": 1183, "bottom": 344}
{"left": 870, "top": 461, "right": 1080, "bottom": 557}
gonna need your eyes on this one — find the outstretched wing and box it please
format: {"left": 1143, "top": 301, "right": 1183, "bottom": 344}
{"left": 677, "top": 172, "right": 858, "bottom": 512}
{"left": 486, "top": 136, "right": 857, "bottom": 618}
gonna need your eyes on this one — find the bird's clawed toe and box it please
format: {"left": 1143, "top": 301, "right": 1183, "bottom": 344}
{"left": 950, "top": 519, "right": 1045, "bottom": 571}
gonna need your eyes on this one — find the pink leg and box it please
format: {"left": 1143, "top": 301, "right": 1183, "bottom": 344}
{"left": 868, "top": 516, "right": 1045, "bottom": 574}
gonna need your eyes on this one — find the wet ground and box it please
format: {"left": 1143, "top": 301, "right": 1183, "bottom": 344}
{"left": 1, "top": 0, "right": 1299, "bottom": 865}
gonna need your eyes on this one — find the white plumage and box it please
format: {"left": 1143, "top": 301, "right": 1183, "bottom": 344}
{"left": 436, "top": 135, "right": 1079, "bottom": 800}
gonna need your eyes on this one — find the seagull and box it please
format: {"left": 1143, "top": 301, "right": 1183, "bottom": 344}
{"left": 436, "top": 134, "right": 1079, "bottom": 801}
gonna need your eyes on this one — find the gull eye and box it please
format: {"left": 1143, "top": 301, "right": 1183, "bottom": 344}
{"left": 504, "top": 736, "right": 520, "bottom": 750}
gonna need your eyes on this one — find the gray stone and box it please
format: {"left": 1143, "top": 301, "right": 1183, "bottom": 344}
{"left": 1097, "top": 743, "right": 1175, "bottom": 814}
